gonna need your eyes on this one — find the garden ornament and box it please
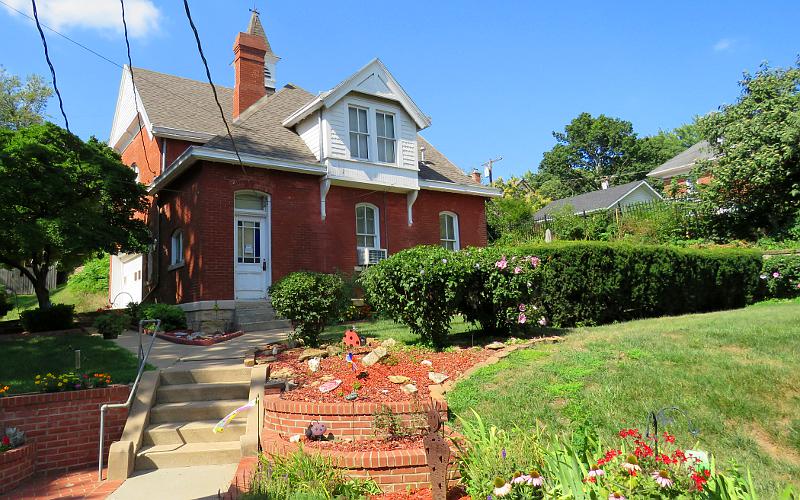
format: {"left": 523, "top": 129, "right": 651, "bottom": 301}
{"left": 343, "top": 329, "right": 362, "bottom": 348}
{"left": 305, "top": 421, "right": 328, "bottom": 441}
{"left": 307, "top": 357, "right": 321, "bottom": 373}
{"left": 645, "top": 406, "right": 699, "bottom": 456}
{"left": 345, "top": 390, "right": 358, "bottom": 401}
{"left": 424, "top": 401, "right": 449, "bottom": 500}
{"left": 318, "top": 379, "right": 341, "bottom": 393}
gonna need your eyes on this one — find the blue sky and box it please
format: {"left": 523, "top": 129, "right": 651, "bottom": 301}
{"left": 1, "top": 0, "right": 798, "bottom": 178}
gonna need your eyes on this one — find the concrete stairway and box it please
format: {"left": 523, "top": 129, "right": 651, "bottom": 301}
{"left": 134, "top": 366, "right": 251, "bottom": 471}
{"left": 235, "top": 299, "right": 290, "bottom": 332}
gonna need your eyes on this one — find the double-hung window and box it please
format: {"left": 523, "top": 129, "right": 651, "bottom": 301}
{"left": 439, "top": 212, "right": 459, "bottom": 250}
{"left": 356, "top": 203, "right": 379, "bottom": 249}
{"left": 170, "top": 229, "right": 184, "bottom": 266}
{"left": 349, "top": 106, "right": 369, "bottom": 160}
{"left": 376, "top": 111, "right": 396, "bottom": 163}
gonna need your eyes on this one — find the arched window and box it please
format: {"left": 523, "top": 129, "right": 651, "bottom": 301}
{"left": 235, "top": 191, "right": 268, "bottom": 212}
{"left": 355, "top": 203, "right": 379, "bottom": 249}
{"left": 170, "top": 229, "right": 184, "bottom": 266}
{"left": 131, "top": 163, "right": 140, "bottom": 182}
{"left": 439, "top": 212, "right": 459, "bottom": 250}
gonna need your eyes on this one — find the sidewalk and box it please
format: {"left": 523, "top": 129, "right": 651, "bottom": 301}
{"left": 107, "top": 464, "right": 238, "bottom": 500}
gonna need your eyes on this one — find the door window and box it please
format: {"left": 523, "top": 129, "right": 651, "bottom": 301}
{"left": 237, "top": 220, "right": 261, "bottom": 263}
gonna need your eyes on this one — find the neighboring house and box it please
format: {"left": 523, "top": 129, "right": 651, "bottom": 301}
{"left": 647, "top": 140, "right": 716, "bottom": 191}
{"left": 533, "top": 180, "right": 662, "bottom": 219}
{"left": 107, "top": 11, "right": 499, "bottom": 324}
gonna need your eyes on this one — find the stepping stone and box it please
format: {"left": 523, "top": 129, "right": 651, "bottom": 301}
{"left": 486, "top": 341, "right": 506, "bottom": 350}
{"left": 299, "top": 348, "right": 328, "bottom": 361}
{"left": 428, "top": 372, "right": 449, "bottom": 384}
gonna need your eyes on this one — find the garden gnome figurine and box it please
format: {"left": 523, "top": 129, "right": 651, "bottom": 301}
{"left": 424, "top": 401, "right": 449, "bottom": 500}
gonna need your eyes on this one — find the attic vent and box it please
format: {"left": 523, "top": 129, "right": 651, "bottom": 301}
{"left": 264, "top": 66, "right": 272, "bottom": 79}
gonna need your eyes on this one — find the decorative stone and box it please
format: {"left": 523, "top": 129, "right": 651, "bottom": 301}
{"left": 320, "top": 375, "right": 335, "bottom": 382}
{"left": 428, "top": 372, "right": 449, "bottom": 384}
{"left": 270, "top": 367, "right": 296, "bottom": 380}
{"left": 307, "top": 357, "right": 321, "bottom": 372}
{"left": 486, "top": 341, "right": 506, "bottom": 350}
{"left": 361, "top": 346, "right": 388, "bottom": 367}
{"left": 299, "top": 348, "right": 328, "bottom": 362}
{"left": 289, "top": 434, "right": 302, "bottom": 443}
{"left": 344, "top": 391, "right": 358, "bottom": 401}
{"left": 401, "top": 383, "right": 418, "bottom": 395}
{"left": 318, "top": 379, "right": 342, "bottom": 393}
{"left": 421, "top": 360, "right": 433, "bottom": 367}
{"left": 243, "top": 358, "right": 255, "bottom": 367}
{"left": 381, "top": 338, "right": 397, "bottom": 348}
{"left": 326, "top": 344, "right": 343, "bottom": 357}
{"left": 388, "top": 375, "right": 411, "bottom": 384}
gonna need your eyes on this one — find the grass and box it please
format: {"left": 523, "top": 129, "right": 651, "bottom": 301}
{"left": 446, "top": 298, "right": 800, "bottom": 496}
{"left": 320, "top": 315, "right": 484, "bottom": 347}
{"left": 1, "top": 283, "right": 108, "bottom": 320}
{"left": 0, "top": 334, "right": 146, "bottom": 394}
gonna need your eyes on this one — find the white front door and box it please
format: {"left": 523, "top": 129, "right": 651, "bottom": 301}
{"left": 234, "top": 214, "right": 269, "bottom": 299}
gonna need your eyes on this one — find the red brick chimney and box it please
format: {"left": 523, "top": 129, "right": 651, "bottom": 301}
{"left": 233, "top": 31, "right": 267, "bottom": 118}
{"left": 470, "top": 168, "right": 482, "bottom": 184}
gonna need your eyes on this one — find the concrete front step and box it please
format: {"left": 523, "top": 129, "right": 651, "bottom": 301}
{"left": 239, "top": 319, "right": 291, "bottom": 332}
{"left": 235, "top": 300, "right": 273, "bottom": 311}
{"left": 149, "top": 399, "right": 249, "bottom": 424}
{"left": 159, "top": 366, "right": 252, "bottom": 386}
{"left": 135, "top": 441, "right": 241, "bottom": 469}
{"left": 156, "top": 382, "right": 250, "bottom": 403}
{"left": 143, "top": 420, "right": 247, "bottom": 445}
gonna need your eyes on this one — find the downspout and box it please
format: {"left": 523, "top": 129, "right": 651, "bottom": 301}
{"left": 318, "top": 109, "right": 330, "bottom": 221}
{"left": 383, "top": 192, "right": 389, "bottom": 252}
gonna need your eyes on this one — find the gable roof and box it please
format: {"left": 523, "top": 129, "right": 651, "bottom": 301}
{"left": 648, "top": 140, "right": 715, "bottom": 177}
{"left": 417, "top": 135, "right": 479, "bottom": 186}
{"left": 282, "top": 58, "right": 432, "bottom": 130}
{"left": 533, "top": 180, "right": 661, "bottom": 218}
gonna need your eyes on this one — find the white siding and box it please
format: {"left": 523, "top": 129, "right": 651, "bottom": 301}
{"left": 295, "top": 114, "right": 321, "bottom": 160}
{"left": 327, "top": 101, "right": 348, "bottom": 158}
{"left": 619, "top": 185, "right": 659, "bottom": 207}
{"left": 110, "top": 254, "right": 143, "bottom": 308}
{"left": 327, "top": 158, "right": 419, "bottom": 191}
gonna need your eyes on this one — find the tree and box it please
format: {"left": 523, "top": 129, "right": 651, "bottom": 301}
{"left": 637, "top": 122, "right": 702, "bottom": 170}
{"left": 0, "top": 67, "right": 52, "bottom": 130}
{"left": 0, "top": 123, "right": 149, "bottom": 308}
{"left": 487, "top": 175, "right": 550, "bottom": 241}
{"left": 697, "top": 61, "right": 800, "bottom": 239}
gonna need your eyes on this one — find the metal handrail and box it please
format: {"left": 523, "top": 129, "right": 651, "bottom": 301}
{"left": 98, "top": 318, "right": 161, "bottom": 480}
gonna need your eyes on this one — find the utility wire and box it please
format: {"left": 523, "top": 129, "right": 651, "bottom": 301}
{"left": 181, "top": 0, "right": 245, "bottom": 173}
{"left": 29, "top": 0, "right": 69, "bottom": 132}
{"left": 119, "top": 0, "right": 155, "bottom": 176}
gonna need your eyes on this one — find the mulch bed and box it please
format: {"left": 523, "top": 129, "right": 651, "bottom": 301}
{"left": 290, "top": 435, "right": 424, "bottom": 452}
{"left": 270, "top": 345, "right": 492, "bottom": 403}
{"left": 370, "top": 486, "right": 469, "bottom": 500}
{"left": 147, "top": 329, "right": 244, "bottom": 346}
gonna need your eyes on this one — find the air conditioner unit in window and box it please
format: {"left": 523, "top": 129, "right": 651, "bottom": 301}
{"left": 357, "top": 248, "right": 388, "bottom": 266}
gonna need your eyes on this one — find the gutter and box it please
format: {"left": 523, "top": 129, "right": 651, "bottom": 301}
{"left": 418, "top": 179, "right": 502, "bottom": 198}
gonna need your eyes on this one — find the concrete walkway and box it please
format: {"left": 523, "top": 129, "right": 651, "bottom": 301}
{"left": 113, "top": 327, "right": 289, "bottom": 368}
{"left": 107, "top": 464, "right": 238, "bottom": 500}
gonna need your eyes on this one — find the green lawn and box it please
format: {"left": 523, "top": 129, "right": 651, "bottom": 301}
{"left": 1, "top": 283, "right": 108, "bottom": 320}
{"left": 320, "top": 315, "right": 485, "bottom": 347}
{"left": 0, "top": 334, "right": 146, "bottom": 394}
{"left": 446, "top": 299, "right": 800, "bottom": 496}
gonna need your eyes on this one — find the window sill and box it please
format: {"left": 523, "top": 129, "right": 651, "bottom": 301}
{"left": 168, "top": 262, "right": 185, "bottom": 272}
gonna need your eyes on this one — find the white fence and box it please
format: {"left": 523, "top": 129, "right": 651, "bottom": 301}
{"left": 0, "top": 266, "right": 58, "bottom": 295}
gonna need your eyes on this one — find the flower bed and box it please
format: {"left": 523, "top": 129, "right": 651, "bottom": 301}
{"left": 0, "top": 442, "right": 35, "bottom": 494}
{"left": 147, "top": 329, "right": 244, "bottom": 346}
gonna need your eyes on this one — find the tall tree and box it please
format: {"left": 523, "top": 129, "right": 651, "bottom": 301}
{"left": 0, "top": 67, "right": 52, "bottom": 130}
{"left": 697, "top": 61, "right": 800, "bottom": 238}
{"left": 0, "top": 123, "right": 149, "bottom": 308}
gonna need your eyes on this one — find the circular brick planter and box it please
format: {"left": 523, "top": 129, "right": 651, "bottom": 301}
{"left": 0, "top": 442, "right": 36, "bottom": 494}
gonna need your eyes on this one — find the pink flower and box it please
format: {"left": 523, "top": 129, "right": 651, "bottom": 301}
{"left": 588, "top": 467, "right": 605, "bottom": 478}
{"left": 514, "top": 266, "right": 522, "bottom": 274}
{"left": 652, "top": 470, "right": 674, "bottom": 488}
{"left": 537, "top": 317, "right": 547, "bottom": 327}
{"left": 518, "top": 304, "right": 526, "bottom": 312}
{"left": 511, "top": 474, "right": 529, "bottom": 485}
{"left": 493, "top": 481, "right": 511, "bottom": 497}
{"left": 773, "top": 272, "right": 781, "bottom": 278}
{"left": 608, "top": 492, "right": 626, "bottom": 500}
{"left": 529, "top": 256, "right": 541, "bottom": 267}
{"left": 528, "top": 470, "right": 544, "bottom": 487}
{"left": 495, "top": 256, "right": 508, "bottom": 270}
{"left": 518, "top": 313, "right": 527, "bottom": 324}
{"left": 796, "top": 283, "right": 800, "bottom": 289}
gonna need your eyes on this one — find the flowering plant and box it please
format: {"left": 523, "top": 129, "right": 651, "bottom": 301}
{"left": 34, "top": 372, "right": 112, "bottom": 393}
{"left": 759, "top": 255, "right": 800, "bottom": 299}
{"left": 0, "top": 385, "right": 10, "bottom": 397}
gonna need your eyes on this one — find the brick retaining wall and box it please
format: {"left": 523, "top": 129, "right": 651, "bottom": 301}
{"left": 0, "top": 386, "right": 130, "bottom": 473}
{"left": 0, "top": 442, "right": 35, "bottom": 494}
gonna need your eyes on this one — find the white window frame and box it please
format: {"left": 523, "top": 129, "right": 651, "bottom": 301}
{"left": 355, "top": 203, "right": 380, "bottom": 249}
{"left": 170, "top": 229, "right": 184, "bottom": 267}
{"left": 439, "top": 212, "right": 460, "bottom": 251}
{"left": 375, "top": 110, "right": 396, "bottom": 164}
{"left": 348, "top": 105, "right": 370, "bottom": 160}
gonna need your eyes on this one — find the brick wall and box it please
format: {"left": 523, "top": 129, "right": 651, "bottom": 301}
{"left": 0, "top": 386, "right": 130, "bottom": 473}
{"left": 151, "top": 162, "right": 489, "bottom": 303}
{"left": 0, "top": 442, "right": 35, "bottom": 494}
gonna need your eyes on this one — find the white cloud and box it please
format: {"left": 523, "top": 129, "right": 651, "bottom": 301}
{"left": 713, "top": 38, "right": 734, "bottom": 52}
{"left": 1, "top": 0, "right": 160, "bottom": 38}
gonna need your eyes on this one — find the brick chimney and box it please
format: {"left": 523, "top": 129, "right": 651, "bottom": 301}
{"left": 233, "top": 31, "right": 267, "bottom": 118}
{"left": 470, "top": 168, "right": 482, "bottom": 184}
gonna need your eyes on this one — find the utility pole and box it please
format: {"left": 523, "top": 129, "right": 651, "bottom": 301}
{"left": 482, "top": 156, "right": 503, "bottom": 184}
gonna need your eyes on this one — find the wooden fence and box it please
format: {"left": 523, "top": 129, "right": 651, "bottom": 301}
{"left": 0, "top": 267, "right": 58, "bottom": 295}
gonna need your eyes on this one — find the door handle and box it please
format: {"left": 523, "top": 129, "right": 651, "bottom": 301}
{"left": 262, "top": 260, "right": 267, "bottom": 271}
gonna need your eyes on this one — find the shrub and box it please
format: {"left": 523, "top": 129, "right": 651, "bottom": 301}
{"left": 125, "top": 301, "right": 143, "bottom": 324}
{"left": 142, "top": 303, "right": 187, "bottom": 332}
{"left": 0, "top": 286, "right": 12, "bottom": 318}
{"left": 20, "top": 304, "right": 75, "bottom": 332}
{"left": 67, "top": 254, "right": 110, "bottom": 293}
{"left": 759, "top": 255, "right": 800, "bottom": 299}
{"left": 360, "top": 246, "right": 465, "bottom": 347}
{"left": 245, "top": 449, "right": 381, "bottom": 499}
{"left": 93, "top": 312, "right": 129, "bottom": 339}
{"left": 269, "top": 272, "right": 347, "bottom": 347}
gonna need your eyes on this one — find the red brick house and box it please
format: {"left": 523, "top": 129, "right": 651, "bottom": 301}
{"left": 107, "top": 11, "right": 499, "bottom": 329}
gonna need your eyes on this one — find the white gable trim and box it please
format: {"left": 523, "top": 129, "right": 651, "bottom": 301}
{"left": 283, "top": 59, "right": 431, "bottom": 130}
{"left": 109, "top": 65, "right": 154, "bottom": 151}
{"left": 603, "top": 181, "right": 663, "bottom": 210}
{"left": 419, "top": 179, "right": 502, "bottom": 198}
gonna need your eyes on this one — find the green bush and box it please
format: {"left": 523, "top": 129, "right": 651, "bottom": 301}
{"left": 269, "top": 272, "right": 347, "bottom": 347}
{"left": 125, "top": 301, "right": 142, "bottom": 324}
{"left": 360, "top": 246, "right": 466, "bottom": 347}
{"left": 759, "top": 255, "right": 800, "bottom": 299}
{"left": 67, "top": 254, "right": 110, "bottom": 293}
{"left": 0, "top": 286, "right": 13, "bottom": 318}
{"left": 142, "top": 303, "right": 186, "bottom": 332}
{"left": 93, "top": 312, "right": 129, "bottom": 339}
{"left": 20, "top": 304, "right": 75, "bottom": 332}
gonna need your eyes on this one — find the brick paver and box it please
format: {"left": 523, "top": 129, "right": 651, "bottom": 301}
{"left": 0, "top": 467, "right": 122, "bottom": 500}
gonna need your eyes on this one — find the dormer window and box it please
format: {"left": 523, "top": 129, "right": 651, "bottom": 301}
{"left": 376, "top": 112, "right": 396, "bottom": 163}
{"left": 348, "top": 106, "right": 369, "bottom": 160}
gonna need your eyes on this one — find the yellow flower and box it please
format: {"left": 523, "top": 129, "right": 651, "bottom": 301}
{"left": 35, "top": 381, "right": 40, "bottom": 385}
{"left": 57, "top": 382, "right": 63, "bottom": 387}
{"left": 35, "top": 375, "right": 41, "bottom": 379}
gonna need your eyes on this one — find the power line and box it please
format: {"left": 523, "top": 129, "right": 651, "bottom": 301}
{"left": 181, "top": 0, "right": 245, "bottom": 173}
{"left": 119, "top": 0, "right": 154, "bottom": 176}
{"left": 29, "top": 0, "right": 69, "bottom": 132}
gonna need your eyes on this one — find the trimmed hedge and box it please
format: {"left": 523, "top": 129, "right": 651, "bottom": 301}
{"left": 361, "top": 242, "right": 763, "bottom": 345}
{"left": 759, "top": 254, "right": 800, "bottom": 299}
{"left": 142, "top": 303, "right": 187, "bottom": 332}
{"left": 20, "top": 304, "right": 75, "bottom": 332}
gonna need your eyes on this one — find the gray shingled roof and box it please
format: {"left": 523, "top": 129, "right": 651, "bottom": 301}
{"left": 648, "top": 140, "right": 715, "bottom": 177}
{"left": 132, "top": 67, "right": 476, "bottom": 186}
{"left": 133, "top": 67, "right": 233, "bottom": 136}
{"left": 533, "top": 180, "right": 654, "bottom": 218}
{"left": 246, "top": 11, "right": 274, "bottom": 55}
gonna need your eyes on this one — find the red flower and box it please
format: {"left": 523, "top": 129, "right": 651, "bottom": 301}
{"left": 584, "top": 476, "right": 597, "bottom": 483}
{"left": 703, "top": 469, "right": 711, "bottom": 478}
{"left": 2, "top": 436, "right": 9, "bottom": 446}
{"left": 618, "top": 428, "right": 641, "bottom": 439}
